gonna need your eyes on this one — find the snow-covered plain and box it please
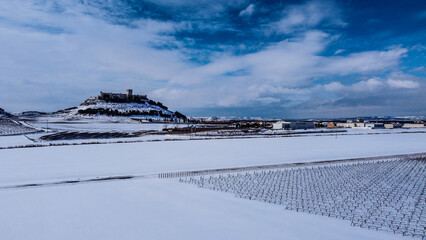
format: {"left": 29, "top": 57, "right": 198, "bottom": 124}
{"left": 1, "top": 131, "right": 425, "bottom": 240}
{"left": 26, "top": 114, "right": 173, "bottom": 132}
{"left": 0, "top": 178, "right": 406, "bottom": 240}
{"left": 0, "top": 119, "right": 39, "bottom": 135}
{"left": 0, "top": 133, "right": 425, "bottom": 186}
{"left": 0, "top": 135, "right": 33, "bottom": 148}
{"left": 184, "top": 159, "right": 425, "bottom": 238}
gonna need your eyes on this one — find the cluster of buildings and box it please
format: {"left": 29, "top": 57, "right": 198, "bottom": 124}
{"left": 271, "top": 118, "right": 426, "bottom": 130}
{"left": 326, "top": 118, "right": 426, "bottom": 129}
{"left": 334, "top": 122, "right": 385, "bottom": 129}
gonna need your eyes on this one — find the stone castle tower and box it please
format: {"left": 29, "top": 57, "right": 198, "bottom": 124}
{"left": 126, "top": 89, "right": 133, "bottom": 98}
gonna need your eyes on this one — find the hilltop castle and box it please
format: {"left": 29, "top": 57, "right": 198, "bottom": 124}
{"left": 99, "top": 89, "right": 147, "bottom": 101}
{"left": 77, "top": 88, "right": 186, "bottom": 120}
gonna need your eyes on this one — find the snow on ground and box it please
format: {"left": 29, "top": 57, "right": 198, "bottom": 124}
{"left": 266, "top": 127, "right": 426, "bottom": 136}
{"left": 0, "top": 135, "right": 33, "bottom": 148}
{"left": 0, "top": 178, "right": 405, "bottom": 240}
{"left": 1, "top": 130, "right": 424, "bottom": 240}
{"left": 0, "top": 133, "right": 425, "bottom": 186}
{"left": 23, "top": 132, "right": 192, "bottom": 146}
{"left": 183, "top": 159, "right": 425, "bottom": 238}
{"left": 26, "top": 114, "right": 426, "bottom": 135}
{"left": 343, "top": 127, "right": 426, "bottom": 134}
{"left": 0, "top": 119, "right": 39, "bottom": 136}
{"left": 26, "top": 114, "right": 173, "bottom": 132}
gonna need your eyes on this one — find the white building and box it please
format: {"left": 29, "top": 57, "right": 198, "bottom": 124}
{"left": 403, "top": 123, "right": 426, "bottom": 128}
{"left": 336, "top": 122, "right": 355, "bottom": 128}
{"left": 336, "top": 122, "right": 384, "bottom": 129}
{"left": 272, "top": 121, "right": 286, "bottom": 130}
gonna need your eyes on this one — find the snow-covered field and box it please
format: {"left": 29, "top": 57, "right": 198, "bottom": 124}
{"left": 25, "top": 114, "right": 172, "bottom": 132}
{"left": 0, "top": 135, "right": 33, "bottom": 148}
{"left": 1, "top": 133, "right": 426, "bottom": 186}
{"left": 0, "top": 178, "right": 406, "bottom": 240}
{"left": 0, "top": 114, "right": 421, "bottom": 152}
{"left": 0, "top": 130, "right": 425, "bottom": 240}
{"left": 184, "top": 159, "right": 425, "bottom": 238}
{"left": 0, "top": 119, "right": 39, "bottom": 136}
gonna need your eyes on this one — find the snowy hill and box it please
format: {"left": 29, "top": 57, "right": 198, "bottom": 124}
{"left": 19, "top": 111, "right": 48, "bottom": 116}
{"left": 0, "top": 108, "right": 13, "bottom": 118}
{"left": 68, "top": 90, "right": 187, "bottom": 120}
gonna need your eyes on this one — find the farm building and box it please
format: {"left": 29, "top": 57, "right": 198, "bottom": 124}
{"left": 336, "top": 122, "right": 355, "bottom": 128}
{"left": 403, "top": 123, "right": 426, "bottom": 128}
{"left": 272, "top": 121, "right": 287, "bottom": 130}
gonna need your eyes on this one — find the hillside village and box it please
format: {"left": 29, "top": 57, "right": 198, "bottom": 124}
{"left": 271, "top": 118, "right": 426, "bottom": 130}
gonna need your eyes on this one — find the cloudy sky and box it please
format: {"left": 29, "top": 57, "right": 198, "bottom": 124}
{"left": 0, "top": 0, "right": 425, "bottom": 118}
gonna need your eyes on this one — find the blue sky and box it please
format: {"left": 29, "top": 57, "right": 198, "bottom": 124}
{"left": 0, "top": 0, "right": 425, "bottom": 118}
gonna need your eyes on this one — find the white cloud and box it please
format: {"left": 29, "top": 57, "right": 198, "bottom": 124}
{"left": 165, "top": 31, "right": 407, "bottom": 101}
{"left": 351, "top": 78, "right": 385, "bottom": 92}
{"left": 321, "top": 74, "right": 420, "bottom": 94}
{"left": 150, "top": 30, "right": 411, "bottom": 110}
{"left": 323, "top": 82, "right": 344, "bottom": 92}
{"left": 0, "top": 1, "right": 410, "bottom": 112}
{"left": 334, "top": 49, "right": 344, "bottom": 55}
{"left": 254, "top": 97, "right": 280, "bottom": 104}
{"left": 269, "top": 0, "right": 346, "bottom": 34}
{"left": 0, "top": 0, "right": 423, "bottom": 117}
{"left": 0, "top": 1, "right": 195, "bottom": 111}
{"left": 320, "top": 72, "right": 421, "bottom": 98}
{"left": 239, "top": 4, "right": 255, "bottom": 17}
{"left": 319, "top": 47, "right": 408, "bottom": 76}
{"left": 386, "top": 72, "right": 420, "bottom": 89}
{"left": 387, "top": 79, "right": 419, "bottom": 89}
{"left": 413, "top": 66, "right": 425, "bottom": 72}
